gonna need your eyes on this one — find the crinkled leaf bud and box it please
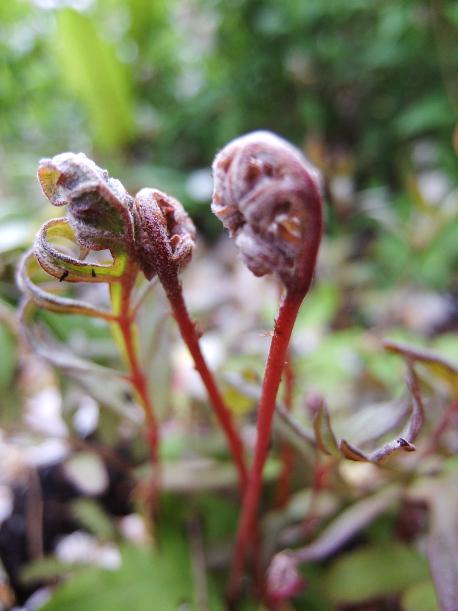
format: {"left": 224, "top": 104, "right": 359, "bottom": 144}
{"left": 133, "top": 188, "right": 196, "bottom": 280}
{"left": 212, "top": 131, "right": 323, "bottom": 294}
{"left": 37, "top": 153, "right": 134, "bottom": 252}
{"left": 266, "top": 552, "right": 306, "bottom": 604}
{"left": 34, "top": 218, "right": 124, "bottom": 284}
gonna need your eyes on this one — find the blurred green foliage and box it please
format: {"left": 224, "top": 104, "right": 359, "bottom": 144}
{"left": 1, "top": 0, "right": 457, "bottom": 169}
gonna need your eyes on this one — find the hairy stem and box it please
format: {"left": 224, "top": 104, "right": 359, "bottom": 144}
{"left": 163, "top": 277, "right": 248, "bottom": 491}
{"left": 275, "top": 354, "right": 295, "bottom": 508}
{"left": 227, "top": 291, "right": 303, "bottom": 603}
{"left": 113, "top": 260, "right": 159, "bottom": 474}
{"left": 132, "top": 188, "right": 248, "bottom": 490}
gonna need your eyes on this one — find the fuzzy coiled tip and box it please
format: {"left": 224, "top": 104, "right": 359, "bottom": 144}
{"left": 37, "top": 153, "right": 134, "bottom": 252}
{"left": 133, "top": 188, "right": 196, "bottom": 280}
{"left": 38, "top": 153, "right": 104, "bottom": 206}
{"left": 212, "top": 131, "right": 323, "bottom": 294}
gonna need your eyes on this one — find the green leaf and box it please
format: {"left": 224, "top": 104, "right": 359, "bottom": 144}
{"left": 159, "top": 458, "right": 238, "bottom": 493}
{"left": 18, "top": 255, "right": 115, "bottom": 321}
{"left": 70, "top": 499, "right": 116, "bottom": 542}
{"left": 196, "top": 494, "right": 239, "bottom": 540}
{"left": 394, "top": 94, "right": 454, "bottom": 138}
{"left": 319, "top": 542, "right": 430, "bottom": 604}
{"left": 55, "top": 9, "right": 135, "bottom": 151}
{"left": 42, "top": 535, "right": 223, "bottom": 611}
{"left": 35, "top": 218, "right": 127, "bottom": 284}
{"left": 296, "top": 283, "right": 340, "bottom": 329}
{"left": 402, "top": 581, "right": 440, "bottom": 611}
{"left": 0, "top": 322, "right": 16, "bottom": 392}
{"left": 22, "top": 557, "right": 75, "bottom": 584}
{"left": 295, "top": 329, "right": 361, "bottom": 396}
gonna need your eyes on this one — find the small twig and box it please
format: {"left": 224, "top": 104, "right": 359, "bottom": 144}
{"left": 187, "top": 514, "right": 211, "bottom": 611}
{"left": 339, "top": 362, "right": 425, "bottom": 464}
{"left": 223, "top": 372, "right": 315, "bottom": 449}
{"left": 404, "top": 363, "right": 425, "bottom": 443}
{"left": 383, "top": 339, "right": 458, "bottom": 378}
{"left": 292, "top": 485, "right": 402, "bottom": 564}
{"left": 422, "top": 399, "right": 458, "bottom": 456}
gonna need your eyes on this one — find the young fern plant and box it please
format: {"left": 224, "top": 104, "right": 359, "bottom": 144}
{"left": 17, "top": 153, "right": 248, "bottom": 491}
{"left": 211, "top": 131, "right": 324, "bottom": 603}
